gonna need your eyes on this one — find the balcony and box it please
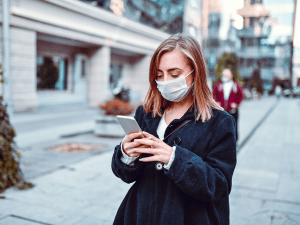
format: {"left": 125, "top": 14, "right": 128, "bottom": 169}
{"left": 237, "top": 27, "right": 269, "bottom": 39}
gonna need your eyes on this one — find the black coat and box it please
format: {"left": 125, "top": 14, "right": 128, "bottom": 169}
{"left": 111, "top": 105, "right": 236, "bottom": 225}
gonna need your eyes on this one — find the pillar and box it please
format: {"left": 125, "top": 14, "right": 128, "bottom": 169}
{"left": 88, "top": 46, "right": 111, "bottom": 107}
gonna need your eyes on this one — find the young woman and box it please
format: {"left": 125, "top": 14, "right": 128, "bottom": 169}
{"left": 111, "top": 33, "right": 237, "bottom": 225}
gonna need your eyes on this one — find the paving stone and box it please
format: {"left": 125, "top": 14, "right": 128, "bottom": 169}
{"left": 230, "top": 98, "right": 300, "bottom": 224}
{"left": 1, "top": 97, "right": 299, "bottom": 224}
{"left": 0, "top": 216, "right": 42, "bottom": 225}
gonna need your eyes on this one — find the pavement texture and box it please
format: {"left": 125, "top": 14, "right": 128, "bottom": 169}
{"left": 0, "top": 96, "right": 299, "bottom": 224}
{"left": 230, "top": 97, "right": 300, "bottom": 225}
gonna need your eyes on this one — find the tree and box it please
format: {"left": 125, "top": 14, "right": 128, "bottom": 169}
{"left": 0, "top": 63, "right": 34, "bottom": 193}
{"left": 250, "top": 67, "right": 264, "bottom": 95}
{"left": 213, "top": 52, "right": 243, "bottom": 86}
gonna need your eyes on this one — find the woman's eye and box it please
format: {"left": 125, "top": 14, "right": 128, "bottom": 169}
{"left": 156, "top": 74, "right": 163, "bottom": 79}
{"left": 171, "top": 74, "right": 179, "bottom": 78}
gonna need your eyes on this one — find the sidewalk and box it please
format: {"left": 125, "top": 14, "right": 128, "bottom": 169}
{"left": 0, "top": 96, "right": 293, "bottom": 225}
{"left": 10, "top": 105, "right": 100, "bottom": 148}
{"left": 230, "top": 97, "right": 300, "bottom": 224}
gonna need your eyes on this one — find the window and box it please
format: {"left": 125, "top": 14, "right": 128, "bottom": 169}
{"left": 247, "top": 58, "right": 254, "bottom": 67}
{"left": 188, "top": 25, "right": 197, "bottom": 38}
{"left": 110, "top": 64, "right": 123, "bottom": 95}
{"left": 251, "top": 0, "right": 262, "bottom": 4}
{"left": 248, "top": 38, "right": 254, "bottom": 46}
{"left": 239, "top": 58, "right": 245, "bottom": 68}
{"left": 81, "top": 60, "right": 86, "bottom": 77}
{"left": 36, "top": 56, "right": 68, "bottom": 90}
{"left": 249, "top": 17, "right": 255, "bottom": 27}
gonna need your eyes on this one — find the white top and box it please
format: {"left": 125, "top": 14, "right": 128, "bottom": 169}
{"left": 223, "top": 80, "right": 234, "bottom": 100}
{"left": 120, "top": 111, "right": 176, "bottom": 170}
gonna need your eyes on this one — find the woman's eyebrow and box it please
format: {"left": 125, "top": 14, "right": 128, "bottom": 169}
{"left": 157, "top": 68, "right": 183, "bottom": 72}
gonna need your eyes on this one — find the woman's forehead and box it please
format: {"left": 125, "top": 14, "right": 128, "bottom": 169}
{"left": 158, "top": 50, "right": 189, "bottom": 70}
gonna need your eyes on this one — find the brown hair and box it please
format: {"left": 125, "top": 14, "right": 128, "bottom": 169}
{"left": 143, "top": 33, "right": 223, "bottom": 122}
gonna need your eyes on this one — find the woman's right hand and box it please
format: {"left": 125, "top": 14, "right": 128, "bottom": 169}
{"left": 122, "top": 132, "right": 146, "bottom": 158}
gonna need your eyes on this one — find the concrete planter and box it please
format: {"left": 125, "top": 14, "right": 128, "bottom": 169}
{"left": 94, "top": 112, "right": 134, "bottom": 137}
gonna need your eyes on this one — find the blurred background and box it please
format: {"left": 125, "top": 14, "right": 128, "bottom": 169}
{"left": 0, "top": 0, "right": 299, "bottom": 112}
{"left": 0, "top": 0, "right": 300, "bottom": 224}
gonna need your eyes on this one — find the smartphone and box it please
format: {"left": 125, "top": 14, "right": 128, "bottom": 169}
{"left": 116, "top": 115, "right": 144, "bottom": 136}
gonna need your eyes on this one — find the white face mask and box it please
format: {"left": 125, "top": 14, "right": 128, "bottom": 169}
{"left": 221, "top": 76, "right": 230, "bottom": 83}
{"left": 155, "top": 70, "right": 194, "bottom": 102}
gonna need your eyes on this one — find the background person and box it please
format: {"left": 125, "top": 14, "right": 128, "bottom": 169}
{"left": 275, "top": 85, "right": 282, "bottom": 99}
{"left": 213, "top": 68, "right": 243, "bottom": 141}
{"left": 111, "top": 34, "right": 237, "bottom": 225}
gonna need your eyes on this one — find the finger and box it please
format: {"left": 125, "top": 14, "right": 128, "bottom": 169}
{"left": 139, "top": 156, "right": 161, "bottom": 162}
{"left": 123, "top": 132, "right": 143, "bottom": 143}
{"left": 124, "top": 141, "right": 147, "bottom": 150}
{"left": 125, "top": 148, "right": 141, "bottom": 157}
{"left": 142, "top": 132, "right": 163, "bottom": 143}
{"left": 134, "top": 139, "right": 159, "bottom": 148}
{"left": 133, "top": 147, "right": 158, "bottom": 155}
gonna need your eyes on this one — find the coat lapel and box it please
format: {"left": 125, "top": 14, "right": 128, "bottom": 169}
{"left": 143, "top": 111, "right": 162, "bottom": 138}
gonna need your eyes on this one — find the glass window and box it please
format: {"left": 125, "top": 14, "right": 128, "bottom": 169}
{"left": 247, "top": 58, "right": 254, "bottom": 67}
{"left": 81, "top": 60, "right": 86, "bottom": 77}
{"left": 188, "top": 25, "right": 197, "bottom": 38}
{"left": 79, "top": 0, "right": 185, "bottom": 34}
{"left": 110, "top": 63, "right": 123, "bottom": 95}
{"left": 36, "top": 56, "right": 68, "bottom": 90}
{"left": 239, "top": 58, "right": 245, "bottom": 68}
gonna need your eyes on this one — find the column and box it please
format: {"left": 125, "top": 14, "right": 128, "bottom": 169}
{"left": 9, "top": 27, "right": 38, "bottom": 112}
{"left": 124, "top": 55, "right": 151, "bottom": 104}
{"left": 88, "top": 46, "right": 111, "bottom": 107}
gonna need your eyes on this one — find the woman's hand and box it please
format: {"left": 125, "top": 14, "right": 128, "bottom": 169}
{"left": 122, "top": 132, "right": 147, "bottom": 158}
{"left": 230, "top": 103, "right": 237, "bottom": 109}
{"left": 132, "top": 132, "right": 173, "bottom": 165}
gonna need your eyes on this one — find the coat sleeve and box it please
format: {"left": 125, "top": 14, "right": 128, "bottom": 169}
{"left": 164, "top": 115, "right": 236, "bottom": 201}
{"left": 212, "top": 83, "right": 221, "bottom": 103}
{"left": 111, "top": 106, "right": 145, "bottom": 184}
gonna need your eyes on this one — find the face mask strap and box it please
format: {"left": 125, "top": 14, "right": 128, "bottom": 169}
{"left": 185, "top": 69, "right": 194, "bottom": 78}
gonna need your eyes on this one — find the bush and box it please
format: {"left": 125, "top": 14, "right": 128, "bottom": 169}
{"left": 214, "top": 52, "right": 244, "bottom": 86}
{"left": 0, "top": 64, "right": 34, "bottom": 193}
{"left": 99, "top": 98, "right": 135, "bottom": 116}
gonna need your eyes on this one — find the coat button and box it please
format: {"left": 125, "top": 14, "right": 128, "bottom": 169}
{"left": 155, "top": 162, "right": 163, "bottom": 170}
{"left": 174, "top": 137, "right": 181, "bottom": 145}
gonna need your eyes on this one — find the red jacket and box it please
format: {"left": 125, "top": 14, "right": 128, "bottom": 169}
{"left": 213, "top": 80, "right": 243, "bottom": 113}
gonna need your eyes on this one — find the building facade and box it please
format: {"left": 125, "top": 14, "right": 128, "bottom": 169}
{"left": 236, "top": 0, "right": 291, "bottom": 90}
{"left": 0, "top": 0, "right": 172, "bottom": 112}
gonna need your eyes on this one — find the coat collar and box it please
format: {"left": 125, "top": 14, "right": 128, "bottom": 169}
{"left": 143, "top": 105, "right": 195, "bottom": 137}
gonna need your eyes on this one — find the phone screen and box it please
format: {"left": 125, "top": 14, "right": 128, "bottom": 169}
{"left": 116, "top": 115, "right": 143, "bottom": 135}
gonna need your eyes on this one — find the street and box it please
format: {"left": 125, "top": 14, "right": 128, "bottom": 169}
{"left": 0, "top": 96, "right": 299, "bottom": 225}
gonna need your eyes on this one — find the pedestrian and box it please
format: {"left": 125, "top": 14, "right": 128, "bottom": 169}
{"left": 111, "top": 33, "right": 237, "bottom": 225}
{"left": 213, "top": 69, "right": 243, "bottom": 140}
{"left": 275, "top": 85, "right": 282, "bottom": 99}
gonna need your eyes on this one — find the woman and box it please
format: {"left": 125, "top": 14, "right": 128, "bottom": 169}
{"left": 111, "top": 34, "right": 236, "bottom": 225}
{"left": 213, "top": 68, "right": 243, "bottom": 140}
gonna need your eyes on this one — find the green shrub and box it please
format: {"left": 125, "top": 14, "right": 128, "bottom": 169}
{"left": 0, "top": 64, "right": 34, "bottom": 193}
{"left": 214, "top": 52, "right": 244, "bottom": 86}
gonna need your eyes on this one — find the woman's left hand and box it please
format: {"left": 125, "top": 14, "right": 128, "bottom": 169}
{"left": 132, "top": 132, "right": 173, "bottom": 165}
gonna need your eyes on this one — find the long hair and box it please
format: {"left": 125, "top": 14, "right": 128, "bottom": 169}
{"left": 143, "top": 33, "right": 223, "bottom": 122}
